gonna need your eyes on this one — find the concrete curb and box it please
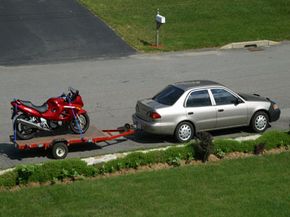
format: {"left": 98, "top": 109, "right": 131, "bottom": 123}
{"left": 221, "top": 40, "right": 280, "bottom": 49}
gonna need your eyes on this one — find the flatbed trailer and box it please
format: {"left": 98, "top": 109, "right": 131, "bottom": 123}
{"left": 10, "top": 124, "right": 135, "bottom": 159}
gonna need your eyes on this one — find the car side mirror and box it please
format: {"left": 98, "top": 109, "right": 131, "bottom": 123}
{"left": 233, "top": 98, "right": 242, "bottom": 105}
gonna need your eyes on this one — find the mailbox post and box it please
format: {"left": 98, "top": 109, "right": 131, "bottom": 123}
{"left": 155, "top": 9, "right": 166, "bottom": 47}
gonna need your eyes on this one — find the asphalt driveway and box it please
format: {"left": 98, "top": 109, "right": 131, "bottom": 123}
{"left": 0, "top": 0, "right": 135, "bottom": 65}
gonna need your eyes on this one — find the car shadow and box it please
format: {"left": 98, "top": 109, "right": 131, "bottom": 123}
{"left": 207, "top": 126, "right": 253, "bottom": 138}
{"left": 127, "top": 127, "right": 253, "bottom": 144}
{"left": 127, "top": 131, "right": 176, "bottom": 144}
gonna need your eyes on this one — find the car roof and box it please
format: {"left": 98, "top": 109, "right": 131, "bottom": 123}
{"left": 172, "top": 80, "right": 223, "bottom": 91}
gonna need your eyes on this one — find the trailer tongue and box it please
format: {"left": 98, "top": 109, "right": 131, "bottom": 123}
{"left": 10, "top": 124, "right": 135, "bottom": 159}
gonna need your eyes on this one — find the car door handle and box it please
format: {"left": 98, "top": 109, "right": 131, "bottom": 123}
{"left": 188, "top": 112, "right": 194, "bottom": 115}
{"left": 218, "top": 109, "right": 224, "bottom": 112}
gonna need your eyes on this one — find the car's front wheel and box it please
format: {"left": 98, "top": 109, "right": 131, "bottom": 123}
{"left": 175, "top": 122, "right": 194, "bottom": 143}
{"left": 251, "top": 111, "right": 269, "bottom": 133}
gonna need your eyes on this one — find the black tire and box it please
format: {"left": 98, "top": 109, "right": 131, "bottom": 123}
{"left": 14, "top": 114, "right": 36, "bottom": 140}
{"left": 69, "top": 113, "right": 90, "bottom": 134}
{"left": 250, "top": 111, "right": 269, "bottom": 133}
{"left": 52, "top": 142, "right": 68, "bottom": 159}
{"left": 124, "top": 123, "right": 131, "bottom": 132}
{"left": 174, "top": 122, "right": 194, "bottom": 143}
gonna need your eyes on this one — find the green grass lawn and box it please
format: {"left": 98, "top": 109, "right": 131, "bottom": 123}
{"left": 0, "top": 152, "right": 290, "bottom": 217}
{"left": 79, "top": 0, "right": 290, "bottom": 51}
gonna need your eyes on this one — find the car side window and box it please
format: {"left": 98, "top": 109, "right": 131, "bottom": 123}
{"left": 211, "top": 89, "right": 237, "bottom": 105}
{"left": 186, "top": 90, "right": 212, "bottom": 107}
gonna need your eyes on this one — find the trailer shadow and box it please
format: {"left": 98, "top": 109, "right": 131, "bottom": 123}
{"left": 0, "top": 142, "right": 48, "bottom": 161}
{"left": 0, "top": 127, "right": 252, "bottom": 162}
{"left": 0, "top": 139, "right": 130, "bottom": 161}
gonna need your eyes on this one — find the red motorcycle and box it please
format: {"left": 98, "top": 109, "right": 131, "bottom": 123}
{"left": 11, "top": 87, "right": 90, "bottom": 140}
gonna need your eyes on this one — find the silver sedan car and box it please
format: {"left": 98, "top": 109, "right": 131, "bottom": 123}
{"left": 133, "top": 80, "right": 280, "bottom": 142}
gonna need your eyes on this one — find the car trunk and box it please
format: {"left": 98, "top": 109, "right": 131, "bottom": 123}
{"left": 135, "top": 99, "right": 166, "bottom": 121}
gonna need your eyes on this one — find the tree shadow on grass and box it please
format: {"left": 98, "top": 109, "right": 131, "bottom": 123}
{"left": 139, "top": 39, "right": 153, "bottom": 46}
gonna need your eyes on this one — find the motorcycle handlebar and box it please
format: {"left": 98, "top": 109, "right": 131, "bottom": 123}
{"left": 66, "top": 87, "right": 79, "bottom": 102}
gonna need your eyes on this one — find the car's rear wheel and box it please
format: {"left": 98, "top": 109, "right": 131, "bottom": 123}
{"left": 175, "top": 122, "right": 194, "bottom": 143}
{"left": 251, "top": 111, "right": 269, "bottom": 133}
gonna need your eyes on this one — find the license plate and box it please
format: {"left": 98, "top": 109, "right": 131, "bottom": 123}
{"left": 137, "top": 122, "right": 142, "bottom": 129}
{"left": 134, "top": 120, "right": 142, "bottom": 130}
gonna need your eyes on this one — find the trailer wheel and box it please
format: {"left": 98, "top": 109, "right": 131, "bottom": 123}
{"left": 52, "top": 142, "right": 68, "bottom": 159}
{"left": 124, "top": 123, "right": 131, "bottom": 132}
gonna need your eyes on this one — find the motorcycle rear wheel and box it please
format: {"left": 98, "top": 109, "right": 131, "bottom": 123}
{"left": 69, "top": 113, "right": 90, "bottom": 134}
{"left": 14, "top": 114, "right": 36, "bottom": 140}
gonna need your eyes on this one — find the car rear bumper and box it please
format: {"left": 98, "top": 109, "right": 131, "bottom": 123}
{"left": 132, "top": 114, "right": 175, "bottom": 135}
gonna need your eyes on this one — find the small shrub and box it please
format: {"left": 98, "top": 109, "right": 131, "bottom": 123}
{"left": 0, "top": 170, "right": 17, "bottom": 188}
{"left": 122, "top": 152, "right": 146, "bottom": 169}
{"left": 215, "top": 148, "right": 226, "bottom": 159}
{"left": 195, "top": 132, "right": 214, "bottom": 162}
{"left": 167, "top": 154, "right": 181, "bottom": 167}
{"left": 58, "top": 168, "right": 80, "bottom": 181}
{"left": 254, "top": 144, "right": 265, "bottom": 155}
{"left": 96, "top": 164, "right": 106, "bottom": 175}
{"left": 16, "top": 165, "right": 37, "bottom": 184}
{"left": 185, "top": 152, "right": 194, "bottom": 164}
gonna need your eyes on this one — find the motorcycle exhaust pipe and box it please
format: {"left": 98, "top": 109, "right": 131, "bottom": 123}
{"left": 17, "top": 119, "right": 50, "bottom": 131}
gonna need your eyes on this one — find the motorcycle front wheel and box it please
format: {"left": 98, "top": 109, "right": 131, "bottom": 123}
{"left": 14, "top": 114, "right": 36, "bottom": 140}
{"left": 69, "top": 113, "right": 90, "bottom": 134}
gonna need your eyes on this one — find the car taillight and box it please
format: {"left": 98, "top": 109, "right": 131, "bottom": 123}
{"left": 150, "top": 112, "right": 161, "bottom": 119}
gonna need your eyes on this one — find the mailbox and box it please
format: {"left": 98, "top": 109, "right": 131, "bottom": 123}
{"left": 156, "top": 14, "right": 166, "bottom": 24}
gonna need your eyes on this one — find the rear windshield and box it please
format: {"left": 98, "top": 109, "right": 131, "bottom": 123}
{"left": 153, "top": 85, "right": 184, "bottom": 105}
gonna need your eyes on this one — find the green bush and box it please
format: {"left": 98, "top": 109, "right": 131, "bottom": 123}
{"left": 213, "top": 139, "right": 254, "bottom": 153}
{"left": 16, "top": 165, "right": 39, "bottom": 184}
{"left": 0, "top": 170, "right": 17, "bottom": 188}
{"left": 164, "top": 145, "right": 194, "bottom": 161}
{"left": 15, "top": 159, "right": 97, "bottom": 184}
{"left": 1, "top": 130, "right": 290, "bottom": 188}
{"left": 94, "top": 145, "right": 195, "bottom": 173}
{"left": 166, "top": 155, "right": 181, "bottom": 167}
{"left": 213, "top": 131, "right": 290, "bottom": 155}
{"left": 256, "top": 131, "right": 290, "bottom": 150}
{"left": 215, "top": 148, "right": 226, "bottom": 159}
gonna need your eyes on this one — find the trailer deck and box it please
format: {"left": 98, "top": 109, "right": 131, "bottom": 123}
{"left": 10, "top": 124, "right": 135, "bottom": 159}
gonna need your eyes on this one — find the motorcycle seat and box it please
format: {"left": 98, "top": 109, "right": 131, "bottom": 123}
{"left": 19, "top": 100, "right": 48, "bottom": 113}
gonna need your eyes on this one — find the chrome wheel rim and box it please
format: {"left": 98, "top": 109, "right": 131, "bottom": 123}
{"left": 73, "top": 115, "right": 86, "bottom": 131}
{"left": 178, "top": 124, "right": 192, "bottom": 141}
{"left": 255, "top": 115, "right": 267, "bottom": 131}
{"left": 56, "top": 147, "right": 65, "bottom": 157}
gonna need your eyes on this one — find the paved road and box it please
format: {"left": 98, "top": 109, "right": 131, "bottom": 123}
{"left": 0, "top": 0, "right": 135, "bottom": 66}
{"left": 0, "top": 43, "right": 290, "bottom": 169}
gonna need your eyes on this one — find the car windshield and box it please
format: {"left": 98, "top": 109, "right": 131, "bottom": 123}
{"left": 153, "top": 85, "right": 184, "bottom": 105}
